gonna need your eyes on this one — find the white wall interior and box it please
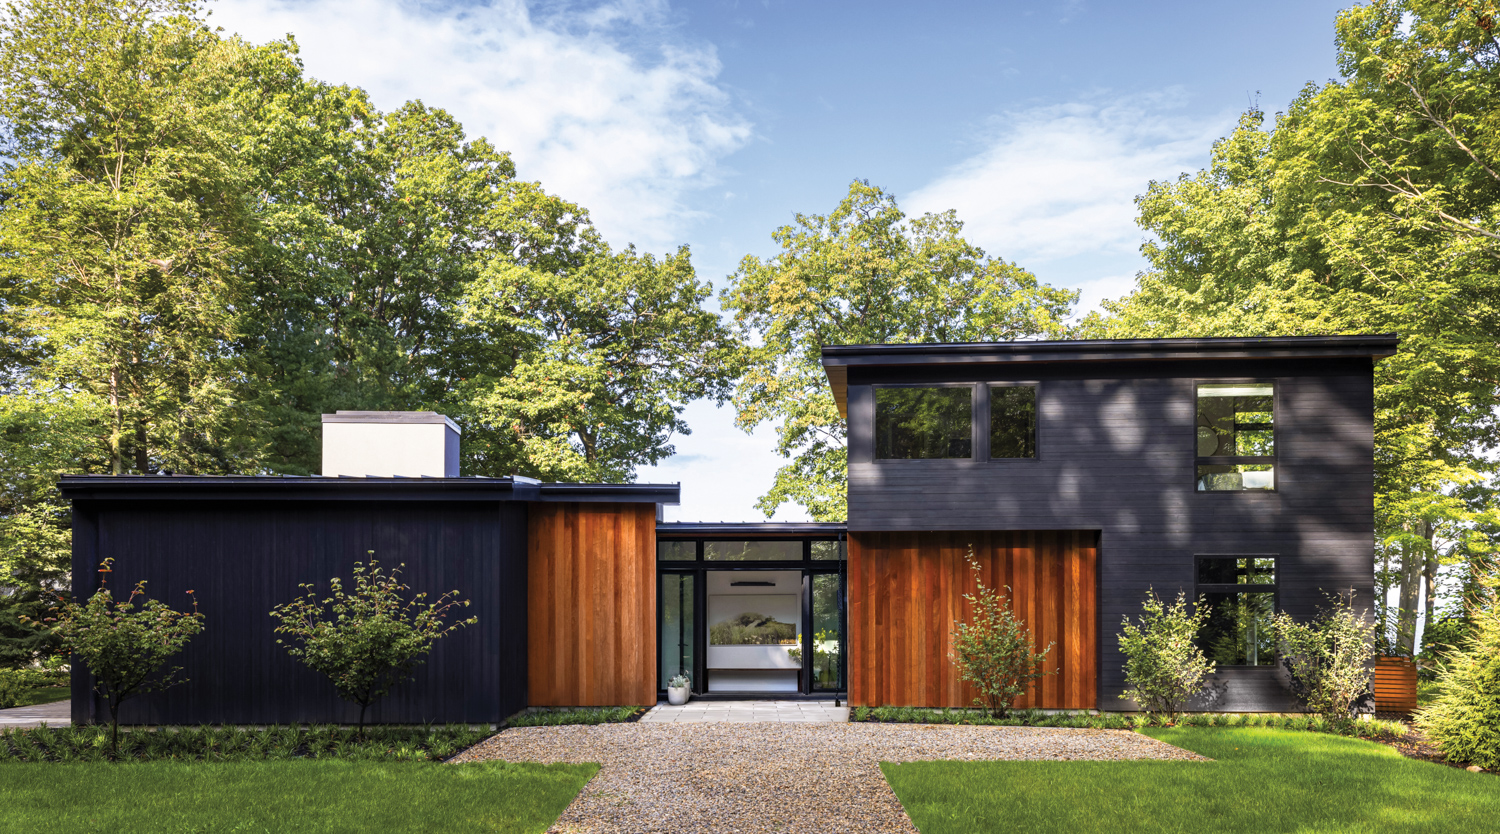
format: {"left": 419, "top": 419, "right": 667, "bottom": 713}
{"left": 321, "top": 412, "right": 461, "bottom": 477}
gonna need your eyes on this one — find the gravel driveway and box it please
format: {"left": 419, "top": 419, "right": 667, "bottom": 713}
{"left": 452, "top": 722, "right": 1208, "bottom": 833}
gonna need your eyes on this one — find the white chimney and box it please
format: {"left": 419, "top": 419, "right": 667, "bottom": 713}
{"left": 320, "top": 411, "right": 461, "bottom": 477}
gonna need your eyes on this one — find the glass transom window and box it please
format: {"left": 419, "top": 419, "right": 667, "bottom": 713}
{"left": 875, "top": 386, "right": 973, "bottom": 459}
{"left": 1196, "top": 382, "right": 1275, "bottom": 491}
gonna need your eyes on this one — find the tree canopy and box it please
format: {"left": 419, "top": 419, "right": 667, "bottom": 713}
{"left": 721, "top": 181, "right": 1076, "bottom": 520}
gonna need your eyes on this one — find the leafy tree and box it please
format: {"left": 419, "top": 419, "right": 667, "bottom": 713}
{"left": 1118, "top": 590, "right": 1215, "bottom": 719}
{"left": 1082, "top": 0, "right": 1500, "bottom": 651}
{"left": 1270, "top": 591, "right": 1377, "bottom": 725}
{"left": 721, "top": 181, "right": 1076, "bottom": 520}
{"left": 0, "top": 0, "right": 275, "bottom": 476}
{"left": 949, "top": 550, "right": 1053, "bottom": 718}
{"left": 1416, "top": 572, "right": 1500, "bottom": 769}
{"left": 269, "top": 558, "right": 476, "bottom": 735}
{"left": 45, "top": 560, "right": 204, "bottom": 752}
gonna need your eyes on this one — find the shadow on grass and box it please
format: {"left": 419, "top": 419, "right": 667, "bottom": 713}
{"left": 881, "top": 728, "right": 1494, "bottom": 834}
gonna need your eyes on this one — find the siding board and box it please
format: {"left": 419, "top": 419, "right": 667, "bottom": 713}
{"left": 849, "top": 530, "right": 1097, "bottom": 709}
{"left": 527, "top": 502, "right": 656, "bottom": 706}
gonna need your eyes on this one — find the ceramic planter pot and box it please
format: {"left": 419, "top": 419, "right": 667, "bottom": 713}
{"left": 667, "top": 685, "right": 689, "bottom": 706}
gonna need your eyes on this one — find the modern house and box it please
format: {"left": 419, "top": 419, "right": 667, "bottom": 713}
{"left": 61, "top": 335, "right": 1397, "bottom": 725}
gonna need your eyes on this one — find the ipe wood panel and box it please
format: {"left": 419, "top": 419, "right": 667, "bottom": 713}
{"left": 528, "top": 502, "right": 656, "bottom": 706}
{"left": 1374, "top": 656, "right": 1418, "bottom": 715}
{"left": 848, "top": 530, "right": 1097, "bottom": 709}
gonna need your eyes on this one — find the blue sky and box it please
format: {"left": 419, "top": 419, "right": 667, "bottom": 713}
{"left": 212, "top": 0, "right": 1358, "bottom": 521}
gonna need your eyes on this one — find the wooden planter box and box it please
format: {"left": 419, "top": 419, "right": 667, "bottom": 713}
{"left": 1374, "top": 656, "right": 1418, "bottom": 715}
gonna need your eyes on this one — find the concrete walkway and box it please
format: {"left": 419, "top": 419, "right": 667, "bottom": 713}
{"left": 0, "top": 698, "right": 70, "bottom": 729}
{"left": 639, "top": 699, "right": 848, "bottom": 723}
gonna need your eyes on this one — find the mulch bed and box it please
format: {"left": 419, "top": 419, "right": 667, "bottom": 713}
{"left": 1369, "top": 712, "right": 1489, "bottom": 774}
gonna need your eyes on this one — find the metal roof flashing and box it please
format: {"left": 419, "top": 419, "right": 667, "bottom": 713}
{"left": 57, "top": 474, "right": 679, "bottom": 505}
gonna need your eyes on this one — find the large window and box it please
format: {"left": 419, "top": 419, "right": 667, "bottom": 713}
{"left": 875, "top": 386, "right": 973, "bottom": 459}
{"left": 1196, "top": 382, "right": 1275, "bottom": 491}
{"left": 1196, "top": 556, "right": 1277, "bottom": 666}
{"left": 989, "top": 384, "right": 1037, "bottom": 458}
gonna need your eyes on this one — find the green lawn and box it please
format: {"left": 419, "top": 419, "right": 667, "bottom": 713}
{"left": 0, "top": 760, "right": 597, "bottom": 834}
{"left": 882, "top": 728, "right": 1495, "bottom": 833}
{"left": 6, "top": 685, "right": 68, "bottom": 708}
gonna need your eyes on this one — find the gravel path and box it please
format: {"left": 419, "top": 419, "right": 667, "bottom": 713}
{"left": 452, "top": 722, "right": 1208, "bottom": 833}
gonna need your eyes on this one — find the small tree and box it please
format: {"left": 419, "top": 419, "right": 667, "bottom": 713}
{"left": 1118, "top": 589, "right": 1215, "bottom": 719}
{"left": 1415, "top": 576, "right": 1500, "bottom": 770}
{"left": 949, "top": 551, "right": 1053, "bottom": 718}
{"left": 46, "top": 560, "right": 204, "bottom": 753}
{"left": 269, "top": 557, "right": 476, "bottom": 735}
{"left": 1270, "top": 590, "right": 1376, "bottom": 725}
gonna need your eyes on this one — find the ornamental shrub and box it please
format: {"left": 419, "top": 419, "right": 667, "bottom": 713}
{"left": 46, "top": 560, "right": 204, "bottom": 752}
{"left": 949, "top": 550, "right": 1053, "bottom": 718}
{"left": 269, "top": 557, "right": 476, "bottom": 735}
{"left": 1118, "top": 589, "right": 1215, "bottom": 718}
{"left": 1415, "top": 577, "right": 1500, "bottom": 770}
{"left": 1270, "top": 590, "right": 1376, "bottom": 725}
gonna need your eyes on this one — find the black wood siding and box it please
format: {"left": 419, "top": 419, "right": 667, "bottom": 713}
{"left": 845, "top": 357, "right": 1377, "bottom": 712}
{"left": 70, "top": 499, "right": 528, "bottom": 726}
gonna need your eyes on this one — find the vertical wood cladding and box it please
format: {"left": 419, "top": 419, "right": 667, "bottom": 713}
{"left": 845, "top": 357, "right": 1378, "bottom": 712}
{"left": 848, "top": 530, "right": 1097, "bottom": 709}
{"left": 527, "top": 502, "right": 656, "bottom": 706}
{"left": 70, "top": 499, "right": 528, "bottom": 726}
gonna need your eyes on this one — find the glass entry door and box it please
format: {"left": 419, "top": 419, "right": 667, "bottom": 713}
{"left": 658, "top": 574, "right": 694, "bottom": 690}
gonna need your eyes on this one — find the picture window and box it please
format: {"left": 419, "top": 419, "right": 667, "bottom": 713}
{"left": 1196, "top": 382, "right": 1275, "bottom": 491}
{"left": 1196, "top": 556, "right": 1277, "bottom": 666}
{"left": 989, "top": 385, "right": 1036, "bottom": 458}
{"left": 875, "top": 386, "right": 973, "bottom": 459}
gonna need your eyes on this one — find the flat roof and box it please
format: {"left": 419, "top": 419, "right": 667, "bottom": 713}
{"left": 656, "top": 522, "right": 846, "bottom": 538}
{"left": 57, "top": 475, "right": 679, "bottom": 505}
{"left": 821, "top": 334, "right": 1399, "bottom": 418}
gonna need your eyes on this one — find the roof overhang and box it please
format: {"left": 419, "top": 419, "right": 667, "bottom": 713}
{"left": 58, "top": 475, "right": 680, "bottom": 505}
{"left": 820, "top": 334, "right": 1399, "bottom": 418}
{"left": 656, "top": 522, "right": 847, "bottom": 538}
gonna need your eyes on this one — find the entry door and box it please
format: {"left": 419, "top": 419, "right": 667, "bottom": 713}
{"left": 657, "top": 569, "right": 845, "bottom": 695}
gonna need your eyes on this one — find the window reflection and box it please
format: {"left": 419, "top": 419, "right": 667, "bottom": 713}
{"left": 989, "top": 385, "right": 1036, "bottom": 458}
{"left": 876, "top": 387, "right": 973, "bottom": 459}
{"left": 704, "top": 540, "right": 801, "bottom": 561}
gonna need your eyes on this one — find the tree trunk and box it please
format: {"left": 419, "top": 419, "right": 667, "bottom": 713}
{"left": 1420, "top": 550, "right": 1439, "bottom": 654}
{"left": 109, "top": 698, "right": 121, "bottom": 757}
{"left": 1395, "top": 543, "right": 1423, "bottom": 656}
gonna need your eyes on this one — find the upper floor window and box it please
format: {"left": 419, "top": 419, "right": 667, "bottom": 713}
{"left": 875, "top": 386, "right": 972, "bottom": 459}
{"left": 989, "top": 384, "right": 1036, "bottom": 458}
{"left": 1196, "top": 382, "right": 1275, "bottom": 491}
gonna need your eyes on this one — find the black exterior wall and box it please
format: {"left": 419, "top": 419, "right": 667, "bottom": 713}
{"left": 832, "top": 340, "right": 1394, "bottom": 712}
{"left": 60, "top": 477, "right": 676, "bottom": 726}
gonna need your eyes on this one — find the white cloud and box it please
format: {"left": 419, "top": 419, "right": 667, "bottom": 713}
{"left": 906, "top": 91, "right": 1231, "bottom": 267}
{"left": 635, "top": 401, "right": 809, "bottom": 523}
{"left": 210, "top": 0, "right": 751, "bottom": 248}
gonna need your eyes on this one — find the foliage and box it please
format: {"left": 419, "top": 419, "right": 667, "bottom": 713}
{"left": 0, "top": 665, "right": 68, "bottom": 708}
{"left": 1078, "top": 0, "right": 1500, "bottom": 657}
{"left": 1418, "top": 610, "right": 1473, "bottom": 677}
{"left": 0, "top": 0, "right": 740, "bottom": 595}
{"left": 268, "top": 559, "right": 476, "bottom": 734}
{"left": 0, "top": 759, "right": 597, "bottom": 834}
{"left": 851, "top": 705, "right": 1409, "bottom": 739}
{"left": 45, "top": 560, "right": 203, "bottom": 750}
{"left": 720, "top": 181, "right": 1075, "bottom": 520}
{"left": 1270, "top": 591, "right": 1377, "bottom": 723}
{"left": 0, "top": 722, "right": 493, "bottom": 763}
{"left": 1415, "top": 577, "right": 1500, "bottom": 769}
{"left": 949, "top": 553, "right": 1053, "bottom": 718}
{"left": 882, "top": 728, "right": 1493, "bottom": 834}
{"left": 505, "top": 706, "right": 645, "bottom": 728}
{"left": 666, "top": 672, "right": 690, "bottom": 689}
{"left": 1117, "top": 590, "right": 1216, "bottom": 717}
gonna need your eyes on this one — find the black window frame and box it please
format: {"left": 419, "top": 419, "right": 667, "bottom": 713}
{"left": 872, "top": 382, "right": 978, "bottom": 461}
{"left": 1194, "top": 554, "right": 1279, "bottom": 668}
{"left": 986, "top": 382, "right": 1039, "bottom": 460}
{"left": 655, "top": 536, "right": 847, "bottom": 695}
{"left": 1194, "top": 379, "right": 1278, "bottom": 492}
